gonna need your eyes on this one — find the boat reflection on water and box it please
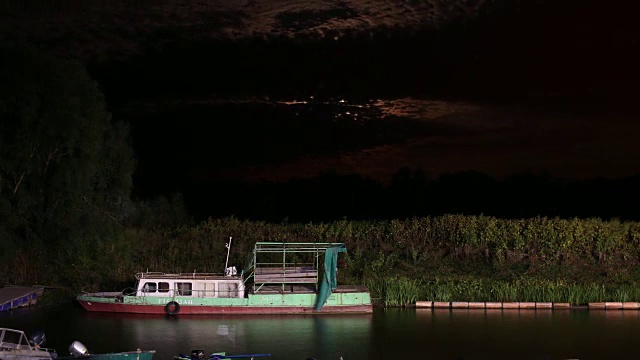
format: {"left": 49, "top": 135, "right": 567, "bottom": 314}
{"left": 80, "top": 311, "right": 374, "bottom": 360}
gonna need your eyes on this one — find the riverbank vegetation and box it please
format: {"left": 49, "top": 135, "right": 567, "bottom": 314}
{"left": 4, "top": 215, "right": 640, "bottom": 307}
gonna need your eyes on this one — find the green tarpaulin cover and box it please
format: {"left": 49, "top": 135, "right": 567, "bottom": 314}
{"left": 314, "top": 244, "right": 347, "bottom": 310}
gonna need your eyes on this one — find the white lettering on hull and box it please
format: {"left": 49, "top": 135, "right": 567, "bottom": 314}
{"left": 260, "top": 296, "right": 280, "bottom": 302}
{"left": 157, "top": 298, "right": 193, "bottom": 305}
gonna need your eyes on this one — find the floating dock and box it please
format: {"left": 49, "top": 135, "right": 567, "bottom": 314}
{"left": 0, "top": 286, "right": 44, "bottom": 311}
{"left": 415, "top": 300, "right": 640, "bottom": 310}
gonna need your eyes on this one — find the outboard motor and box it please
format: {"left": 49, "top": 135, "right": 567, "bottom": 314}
{"left": 190, "top": 350, "right": 204, "bottom": 359}
{"left": 69, "top": 341, "right": 90, "bottom": 357}
{"left": 29, "top": 330, "right": 47, "bottom": 348}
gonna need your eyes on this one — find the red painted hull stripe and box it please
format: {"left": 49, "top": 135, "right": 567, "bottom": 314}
{"left": 77, "top": 301, "right": 373, "bottom": 314}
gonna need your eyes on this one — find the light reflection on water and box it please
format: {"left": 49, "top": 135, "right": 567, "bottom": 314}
{"left": 3, "top": 304, "right": 640, "bottom": 360}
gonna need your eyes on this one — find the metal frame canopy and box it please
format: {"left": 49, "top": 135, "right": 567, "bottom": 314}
{"left": 253, "top": 242, "right": 346, "bottom": 252}
{"left": 250, "top": 242, "right": 346, "bottom": 293}
{"left": 252, "top": 242, "right": 346, "bottom": 267}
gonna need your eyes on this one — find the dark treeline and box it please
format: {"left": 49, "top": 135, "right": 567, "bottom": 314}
{"left": 0, "top": 45, "right": 192, "bottom": 286}
{"left": 183, "top": 170, "right": 640, "bottom": 224}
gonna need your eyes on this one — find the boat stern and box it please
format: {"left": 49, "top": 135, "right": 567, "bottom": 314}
{"left": 76, "top": 292, "right": 123, "bottom": 312}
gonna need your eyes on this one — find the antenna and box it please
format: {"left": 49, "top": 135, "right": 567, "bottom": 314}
{"left": 224, "top": 236, "right": 232, "bottom": 276}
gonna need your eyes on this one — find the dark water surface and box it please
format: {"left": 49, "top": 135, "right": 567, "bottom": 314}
{"left": 2, "top": 303, "right": 640, "bottom": 360}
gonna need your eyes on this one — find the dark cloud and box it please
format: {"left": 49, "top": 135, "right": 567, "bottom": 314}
{"left": 1, "top": 0, "right": 483, "bottom": 59}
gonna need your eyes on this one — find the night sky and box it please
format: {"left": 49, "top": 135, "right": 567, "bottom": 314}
{"left": 2, "top": 0, "right": 639, "bottom": 220}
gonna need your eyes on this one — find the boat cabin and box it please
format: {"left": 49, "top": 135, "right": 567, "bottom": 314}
{"left": 133, "top": 272, "right": 245, "bottom": 299}
{"left": 130, "top": 242, "right": 346, "bottom": 299}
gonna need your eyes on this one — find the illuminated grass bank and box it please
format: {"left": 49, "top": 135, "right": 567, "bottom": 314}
{"left": 3, "top": 216, "right": 640, "bottom": 306}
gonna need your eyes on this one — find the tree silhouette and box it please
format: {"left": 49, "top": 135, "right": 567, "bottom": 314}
{"left": 0, "top": 46, "right": 135, "bottom": 260}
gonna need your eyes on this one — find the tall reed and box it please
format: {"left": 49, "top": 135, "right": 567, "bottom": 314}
{"left": 381, "top": 276, "right": 421, "bottom": 307}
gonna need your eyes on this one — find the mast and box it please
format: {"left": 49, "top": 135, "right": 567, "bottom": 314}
{"left": 224, "top": 236, "right": 232, "bottom": 276}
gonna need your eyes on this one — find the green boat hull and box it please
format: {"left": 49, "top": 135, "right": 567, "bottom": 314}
{"left": 60, "top": 350, "right": 155, "bottom": 360}
{"left": 77, "top": 288, "right": 372, "bottom": 315}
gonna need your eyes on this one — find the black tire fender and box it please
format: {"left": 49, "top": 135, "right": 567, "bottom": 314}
{"left": 165, "top": 301, "right": 180, "bottom": 315}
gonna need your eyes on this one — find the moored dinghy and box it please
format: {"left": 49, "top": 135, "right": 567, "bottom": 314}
{"left": 174, "top": 350, "right": 270, "bottom": 360}
{"left": 58, "top": 341, "right": 155, "bottom": 360}
{"left": 174, "top": 350, "right": 223, "bottom": 360}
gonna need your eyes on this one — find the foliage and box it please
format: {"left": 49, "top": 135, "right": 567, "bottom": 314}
{"left": 126, "top": 192, "right": 194, "bottom": 229}
{"left": 4, "top": 178, "right": 640, "bottom": 301}
{"left": 0, "top": 45, "right": 134, "bottom": 286}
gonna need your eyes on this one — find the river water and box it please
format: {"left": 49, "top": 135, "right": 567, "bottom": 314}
{"left": 2, "top": 303, "right": 640, "bottom": 360}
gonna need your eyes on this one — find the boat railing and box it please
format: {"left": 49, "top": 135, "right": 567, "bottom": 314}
{"left": 253, "top": 242, "right": 345, "bottom": 254}
{"left": 135, "top": 272, "right": 230, "bottom": 280}
{"left": 32, "top": 346, "right": 56, "bottom": 354}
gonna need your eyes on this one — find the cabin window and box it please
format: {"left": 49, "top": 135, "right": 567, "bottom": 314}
{"left": 199, "top": 283, "right": 214, "bottom": 297}
{"left": 142, "top": 282, "right": 157, "bottom": 293}
{"left": 158, "top": 282, "right": 170, "bottom": 293}
{"left": 219, "top": 282, "right": 238, "bottom": 298}
{"left": 176, "top": 282, "right": 192, "bottom": 296}
{"left": 1, "top": 330, "right": 26, "bottom": 346}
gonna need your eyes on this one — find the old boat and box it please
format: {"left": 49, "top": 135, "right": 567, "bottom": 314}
{"left": 76, "top": 241, "right": 372, "bottom": 315}
{"left": 59, "top": 341, "right": 155, "bottom": 360}
{"left": 174, "top": 350, "right": 270, "bottom": 360}
{"left": 0, "top": 328, "right": 57, "bottom": 360}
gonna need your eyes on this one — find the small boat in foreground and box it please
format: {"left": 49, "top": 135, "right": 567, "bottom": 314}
{"left": 60, "top": 341, "right": 155, "bottom": 360}
{"left": 0, "top": 329, "right": 154, "bottom": 360}
{"left": 174, "top": 350, "right": 270, "bottom": 360}
{"left": 0, "top": 328, "right": 57, "bottom": 360}
{"left": 76, "top": 241, "right": 372, "bottom": 315}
